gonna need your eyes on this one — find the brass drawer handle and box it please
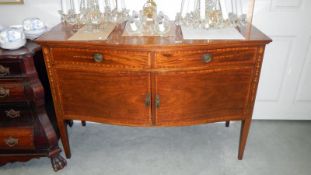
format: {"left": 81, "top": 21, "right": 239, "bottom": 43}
{"left": 202, "top": 54, "right": 213, "bottom": 63}
{"left": 4, "top": 137, "right": 19, "bottom": 147}
{"left": 5, "top": 109, "right": 21, "bottom": 118}
{"left": 0, "top": 87, "right": 10, "bottom": 98}
{"left": 0, "top": 65, "right": 10, "bottom": 76}
{"left": 93, "top": 53, "right": 104, "bottom": 63}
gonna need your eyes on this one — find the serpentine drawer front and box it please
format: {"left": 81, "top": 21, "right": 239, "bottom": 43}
{"left": 156, "top": 47, "right": 257, "bottom": 69}
{"left": 36, "top": 23, "right": 271, "bottom": 160}
{"left": 0, "top": 126, "right": 34, "bottom": 150}
{"left": 51, "top": 48, "right": 150, "bottom": 69}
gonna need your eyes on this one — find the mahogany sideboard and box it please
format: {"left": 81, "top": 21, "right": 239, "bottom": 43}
{"left": 36, "top": 23, "right": 271, "bottom": 160}
{"left": 0, "top": 42, "right": 66, "bottom": 171}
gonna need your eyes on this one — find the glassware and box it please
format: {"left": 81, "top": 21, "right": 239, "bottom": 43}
{"left": 125, "top": 16, "right": 142, "bottom": 34}
{"left": 143, "top": 0, "right": 157, "bottom": 21}
{"left": 154, "top": 11, "right": 170, "bottom": 36}
{"left": 176, "top": 0, "right": 249, "bottom": 30}
{"left": 206, "top": 0, "right": 224, "bottom": 28}
{"left": 85, "top": 0, "right": 102, "bottom": 31}
{"left": 79, "top": 0, "right": 89, "bottom": 25}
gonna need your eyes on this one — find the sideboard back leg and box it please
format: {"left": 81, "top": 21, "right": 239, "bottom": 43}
{"left": 82, "top": 121, "right": 86, "bottom": 126}
{"left": 225, "top": 121, "right": 230, "bottom": 127}
{"left": 238, "top": 118, "right": 251, "bottom": 160}
{"left": 58, "top": 120, "right": 72, "bottom": 159}
{"left": 66, "top": 120, "right": 74, "bottom": 127}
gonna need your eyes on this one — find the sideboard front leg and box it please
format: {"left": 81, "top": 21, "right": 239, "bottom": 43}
{"left": 58, "top": 120, "right": 72, "bottom": 159}
{"left": 238, "top": 118, "right": 251, "bottom": 160}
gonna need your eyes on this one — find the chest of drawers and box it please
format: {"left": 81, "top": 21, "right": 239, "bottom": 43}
{"left": 0, "top": 42, "right": 66, "bottom": 171}
{"left": 37, "top": 24, "right": 271, "bottom": 160}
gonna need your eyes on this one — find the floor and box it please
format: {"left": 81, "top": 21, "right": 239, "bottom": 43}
{"left": 1, "top": 120, "right": 311, "bottom": 175}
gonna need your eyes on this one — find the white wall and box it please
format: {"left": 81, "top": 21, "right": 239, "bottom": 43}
{"left": 1, "top": 0, "right": 310, "bottom": 120}
{"left": 0, "top": 0, "right": 60, "bottom": 28}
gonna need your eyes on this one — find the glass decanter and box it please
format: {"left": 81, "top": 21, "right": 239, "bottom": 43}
{"left": 143, "top": 0, "right": 157, "bottom": 21}
{"left": 85, "top": 0, "right": 102, "bottom": 31}
{"left": 206, "top": 0, "right": 224, "bottom": 28}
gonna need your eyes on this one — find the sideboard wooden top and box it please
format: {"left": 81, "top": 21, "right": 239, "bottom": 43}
{"left": 36, "top": 23, "right": 271, "bottom": 48}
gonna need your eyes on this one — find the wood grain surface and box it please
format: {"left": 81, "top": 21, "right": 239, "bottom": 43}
{"left": 36, "top": 23, "right": 272, "bottom": 160}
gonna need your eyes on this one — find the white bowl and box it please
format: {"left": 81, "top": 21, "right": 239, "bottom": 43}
{"left": 1, "top": 38, "right": 26, "bottom": 50}
{"left": 23, "top": 17, "right": 45, "bottom": 31}
{"left": 0, "top": 27, "right": 25, "bottom": 45}
{"left": 24, "top": 26, "right": 47, "bottom": 40}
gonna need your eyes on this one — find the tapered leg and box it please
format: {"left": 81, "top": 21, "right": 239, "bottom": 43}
{"left": 58, "top": 120, "right": 71, "bottom": 159}
{"left": 238, "top": 119, "right": 251, "bottom": 160}
{"left": 225, "top": 121, "right": 230, "bottom": 127}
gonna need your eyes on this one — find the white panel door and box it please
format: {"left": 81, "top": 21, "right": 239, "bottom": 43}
{"left": 253, "top": 0, "right": 311, "bottom": 120}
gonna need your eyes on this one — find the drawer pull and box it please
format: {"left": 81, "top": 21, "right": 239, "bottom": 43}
{"left": 0, "top": 65, "right": 10, "bottom": 76}
{"left": 4, "top": 137, "right": 19, "bottom": 147}
{"left": 5, "top": 109, "right": 21, "bottom": 118}
{"left": 93, "top": 53, "right": 104, "bottom": 63}
{"left": 0, "top": 87, "right": 10, "bottom": 98}
{"left": 202, "top": 54, "right": 213, "bottom": 63}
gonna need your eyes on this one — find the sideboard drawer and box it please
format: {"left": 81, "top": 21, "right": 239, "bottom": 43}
{"left": 0, "top": 80, "right": 26, "bottom": 102}
{"left": 0, "top": 103, "right": 33, "bottom": 124}
{"left": 0, "top": 126, "right": 34, "bottom": 150}
{"left": 51, "top": 48, "right": 150, "bottom": 68}
{"left": 156, "top": 47, "right": 257, "bottom": 69}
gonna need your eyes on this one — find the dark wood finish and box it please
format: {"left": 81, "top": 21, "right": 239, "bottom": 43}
{"left": 36, "top": 23, "right": 271, "bottom": 160}
{"left": 0, "top": 126, "right": 34, "bottom": 150}
{"left": 0, "top": 42, "right": 66, "bottom": 171}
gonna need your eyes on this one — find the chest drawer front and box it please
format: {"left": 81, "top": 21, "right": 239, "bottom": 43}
{"left": 0, "top": 80, "right": 26, "bottom": 102}
{"left": 51, "top": 48, "right": 150, "bottom": 68}
{"left": 156, "top": 47, "right": 257, "bottom": 69}
{"left": 0, "top": 126, "right": 34, "bottom": 150}
{"left": 0, "top": 103, "right": 33, "bottom": 124}
{"left": 56, "top": 69, "right": 152, "bottom": 126}
{"left": 0, "top": 60, "right": 24, "bottom": 77}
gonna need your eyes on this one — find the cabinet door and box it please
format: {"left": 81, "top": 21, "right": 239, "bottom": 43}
{"left": 56, "top": 69, "right": 152, "bottom": 126}
{"left": 155, "top": 68, "right": 254, "bottom": 126}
